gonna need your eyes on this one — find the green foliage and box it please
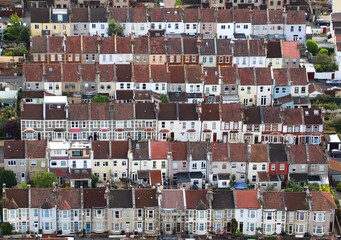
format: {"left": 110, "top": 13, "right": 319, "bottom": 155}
{"left": 18, "top": 182, "right": 28, "bottom": 189}
{"left": 0, "top": 169, "right": 17, "bottom": 188}
{"left": 319, "top": 48, "right": 328, "bottom": 55}
{"left": 0, "top": 222, "right": 13, "bottom": 235}
{"left": 159, "top": 93, "right": 169, "bottom": 103}
{"left": 231, "top": 218, "right": 238, "bottom": 234}
{"left": 91, "top": 95, "right": 110, "bottom": 103}
{"left": 308, "top": 183, "right": 320, "bottom": 191}
{"left": 334, "top": 197, "right": 340, "bottom": 208}
{"left": 32, "top": 172, "right": 57, "bottom": 188}
{"left": 91, "top": 174, "right": 99, "bottom": 188}
{"left": 336, "top": 182, "right": 341, "bottom": 192}
{"left": 235, "top": 230, "right": 242, "bottom": 237}
{"left": 175, "top": 0, "right": 182, "bottom": 6}
{"left": 4, "top": 13, "right": 30, "bottom": 44}
{"left": 284, "top": 179, "right": 304, "bottom": 192}
{"left": 108, "top": 19, "right": 124, "bottom": 37}
{"left": 306, "top": 40, "right": 318, "bottom": 55}
{"left": 314, "top": 52, "right": 338, "bottom": 72}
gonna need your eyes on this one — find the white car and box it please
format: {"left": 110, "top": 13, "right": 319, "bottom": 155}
{"left": 326, "top": 79, "right": 341, "bottom": 85}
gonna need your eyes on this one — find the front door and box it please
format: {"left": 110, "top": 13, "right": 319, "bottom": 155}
{"left": 213, "top": 133, "right": 217, "bottom": 142}
{"left": 22, "top": 222, "right": 27, "bottom": 233}
{"left": 86, "top": 222, "right": 91, "bottom": 233}
{"left": 74, "top": 222, "right": 79, "bottom": 233}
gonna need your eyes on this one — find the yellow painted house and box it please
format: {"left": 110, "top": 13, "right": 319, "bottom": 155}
{"left": 30, "top": 8, "right": 71, "bottom": 37}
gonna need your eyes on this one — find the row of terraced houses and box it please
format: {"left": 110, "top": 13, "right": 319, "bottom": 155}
{"left": 30, "top": 8, "right": 306, "bottom": 43}
{"left": 4, "top": 138, "right": 328, "bottom": 191}
{"left": 2, "top": 188, "right": 336, "bottom": 238}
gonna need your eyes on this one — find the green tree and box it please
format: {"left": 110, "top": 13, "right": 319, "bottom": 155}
{"left": 284, "top": 179, "right": 304, "bottom": 192}
{"left": 319, "top": 48, "right": 328, "bottom": 55}
{"left": 231, "top": 218, "right": 238, "bottom": 234}
{"left": 306, "top": 40, "right": 318, "bottom": 55}
{"left": 336, "top": 182, "right": 341, "bottom": 192}
{"left": 108, "top": 19, "right": 124, "bottom": 37}
{"left": 308, "top": 183, "right": 320, "bottom": 191}
{"left": 32, "top": 172, "right": 57, "bottom": 188}
{"left": 0, "top": 169, "right": 17, "bottom": 188}
{"left": 4, "top": 13, "right": 30, "bottom": 44}
{"left": 92, "top": 95, "right": 110, "bottom": 103}
{"left": 159, "top": 93, "right": 169, "bottom": 103}
{"left": 0, "top": 222, "right": 13, "bottom": 235}
{"left": 91, "top": 174, "right": 99, "bottom": 188}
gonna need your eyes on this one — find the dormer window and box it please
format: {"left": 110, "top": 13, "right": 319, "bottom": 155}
{"left": 49, "top": 104, "right": 53, "bottom": 110}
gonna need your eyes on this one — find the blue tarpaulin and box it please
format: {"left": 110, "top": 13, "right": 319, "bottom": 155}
{"left": 234, "top": 182, "right": 247, "bottom": 190}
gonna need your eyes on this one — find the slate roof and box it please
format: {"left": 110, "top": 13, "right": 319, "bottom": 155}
{"left": 229, "top": 143, "right": 247, "bottom": 162}
{"left": 111, "top": 141, "right": 128, "bottom": 159}
{"left": 158, "top": 103, "right": 177, "bottom": 120}
{"left": 90, "top": 8, "right": 107, "bottom": 22}
{"left": 183, "top": 38, "right": 198, "bottom": 54}
{"left": 269, "top": 144, "right": 287, "bottom": 163}
{"left": 201, "top": 104, "right": 220, "bottom": 121}
{"left": 262, "top": 191, "right": 285, "bottom": 210}
{"left": 71, "top": 8, "right": 89, "bottom": 22}
{"left": 135, "top": 188, "right": 158, "bottom": 208}
{"left": 132, "top": 141, "right": 149, "bottom": 160}
{"left": 112, "top": 103, "right": 134, "bottom": 120}
{"left": 283, "top": 108, "right": 303, "bottom": 125}
{"left": 268, "top": 10, "right": 285, "bottom": 24}
{"left": 252, "top": 10, "right": 267, "bottom": 25}
{"left": 189, "top": 142, "right": 209, "bottom": 160}
{"left": 286, "top": 10, "right": 306, "bottom": 24}
{"left": 134, "top": 65, "right": 150, "bottom": 83}
{"left": 23, "top": 63, "right": 43, "bottom": 82}
{"left": 21, "top": 104, "right": 43, "bottom": 120}
{"left": 212, "top": 190, "right": 234, "bottom": 209}
{"left": 160, "top": 189, "right": 185, "bottom": 210}
{"left": 250, "top": 144, "right": 268, "bottom": 162}
{"left": 110, "top": 190, "right": 132, "bottom": 208}
{"left": 27, "top": 140, "right": 47, "bottom": 158}
{"left": 211, "top": 142, "right": 228, "bottom": 162}
{"left": 311, "top": 191, "right": 337, "bottom": 211}
{"left": 178, "top": 103, "right": 198, "bottom": 120}
{"left": 284, "top": 192, "right": 309, "bottom": 211}
{"left": 4, "top": 189, "right": 28, "bottom": 208}
{"left": 186, "top": 190, "right": 209, "bottom": 210}
{"left": 31, "top": 36, "right": 47, "bottom": 53}
{"left": 183, "top": 8, "right": 199, "bottom": 22}
{"left": 244, "top": 107, "right": 261, "bottom": 124}
{"left": 84, "top": 189, "right": 106, "bottom": 208}
{"left": 166, "top": 38, "right": 182, "bottom": 54}
{"left": 49, "top": 36, "right": 64, "bottom": 53}
{"left": 31, "top": 8, "right": 49, "bottom": 23}
{"left": 290, "top": 68, "right": 308, "bottom": 85}
{"left": 4, "top": 140, "right": 25, "bottom": 159}
{"left": 151, "top": 65, "right": 170, "bottom": 82}
{"left": 303, "top": 108, "right": 322, "bottom": 125}
{"left": 135, "top": 103, "right": 156, "bottom": 119}
{"left": 267, "top": 41, "right": 282, "bottom": 58}
{"left": 93, "top": 141, "right": 110, "bottom": 159}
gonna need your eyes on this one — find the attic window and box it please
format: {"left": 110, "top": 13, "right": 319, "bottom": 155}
{"left": 305, "top": 111, "right": 309, "bottom": 116}
{"left": 49, "top": 104, "right": 53, "bottom": 110}
{"left": 49, "top": 67, "right": 53, "bottom": 72}
{"left": 314, "top": 110, "right": 319, "bottom": 116}
{"left": 56, "top": 105, "right": 61, "bottom": 110}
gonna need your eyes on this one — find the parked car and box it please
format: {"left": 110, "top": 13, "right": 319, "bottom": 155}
{"left": 315, "top": 18, "right": 330, "bottom": 26}
{"left": 331, "top": 149, "right": 341, "bottom": 158}
{"left": 326, "top": 79, "right": 341, "bottom": 85}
